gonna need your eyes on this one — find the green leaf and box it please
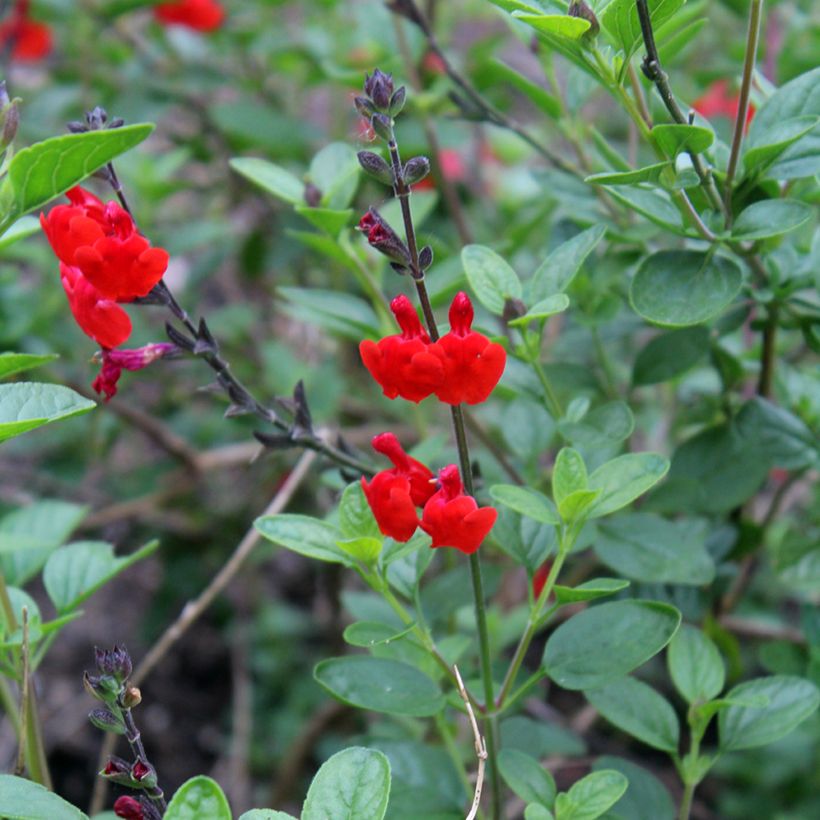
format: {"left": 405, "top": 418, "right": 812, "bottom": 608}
{"left": 0, "top": 125, "right": 154, "bottom": 234}
{"left": 630, "top": 250, "right": 743, "bottom": 327}
{"left": 554, "top": 769, "right": 628, "bottom": 820}
{"left": 606, "top": 188, "right": 686, "bottom": 234}
{"left": 601, "top": 0, "right": 685, "bottom": 63}
{"left": 501, "top": 716, "right": 587, "bottom": 757}
{"left": 592, "top": 756, "right": 675, "bottom": 820}
{"left": 507, "top": 295, "right": 570, "bottom": 328}
{"left": 278, "top": 287, "right": 379, "bottom": 341}
{"left": 339, "top": 482, "right": 381, "bottom": 541}
{"left": 632, "top": 327, "right": 710, "bottom": 385}
{"left": 553, "top": 578, "right": 630, "bottom": 605}
{"left": 303, "top": 747, "right": 391, "bottom": 820}
{"left": 745, "top": 67, "right": 820, "bottom": 180}
{"left": 0, "top": 352, "right": 58, "bottom": 380}
{"left": 0, "top": 215, "right": 41, "bottom": 249}
{"left": 238, "top": 812, "right": 297, "bottom": 820}
{"left": 230, "top": 157, "right": 304, "bottom": 204}
{"left": 585, "top": 453, "right": 670, "bottom": 519}
{"left": 557, "top": 489, "right": 601, "bottom": 524}
{"left": 309, "top": 142, "right": 360, "bottom": 210}
{"left": 0, "top": 500, "right": 87, "bottom": 585}
{"left": 255, "top": 514, "right": 352, "bottom": 565}
{"left": 543, "top": 600, "right": 681, "bottom": 690}
{"left": 525, "top": 805, "right": 555, "bottom": 820}
{"left": 461, "top": 244, "right": 522, "bottom": 315}
{"left": 651, "top": 124, "right": 714, "bottom": 157}
{"left": 489, "top": 59, "right": 562, "bottom": 119}
{"left": 667, "top": 624, "right": 725, "bottom": 704}
{"left": 552, "top": 448, "right": 588, "bottom": 508}
{"left": 731, "top": 199, "right": 812, "bottom": 240}
{"left": 558, "top": 402, "right": 635, "bottom": 450}
{"left": 490, "top": 485, "right": 560, "bottom": 525}
{"left": 719, "top": 675, "right": 819, "bottom": 751}
{"left": 314, "top": 656, "right": 445, "bottom": 716}
{"left": 43, "top": 539, "right": 159, "bottom": 613}
{"left": 0, "top": 587, "right": 41, "bottom": 643}
{"left": 164, "top": 776, "right": 231, "bottom": 820}
{"left": 0, "top": 774, "right": 88, "bottom": 819}
{"left": 499, "top": 749, "right": 556, "bottom": 808}
{"left": 513, "top": 14, "right": 591, "bottom": 40}
{"left": 530, "top": 225, "right": 606, "bottom": 301}
{"left": 343, "top": 621, "right": 416, "bottom": 648}
{"left": 743, "top": 116, "right": 818, "bottom": 177}
{"left": 595, "top": 513, "right": 715, "bottom": 585}
{"left": 585, "top": 677, "right": 680, "bottom": 752}
{"left": 586, "top": 162, "right": 672, "bottom": 187}
{"left": 293, "top": 206, "right": 353, "bottom": 236}
{"left": 379, "top": 190, "right": 438, "bottom": 232}
{"left": 0, "top": 382, "right": 96, "bottom": 444}
{"left": 336, "top": 537, "right": 383, "bottom": 564}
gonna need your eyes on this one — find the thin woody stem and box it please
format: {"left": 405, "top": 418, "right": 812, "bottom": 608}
{"left": 121, "top": 705, "right": 167, "bottom": 811}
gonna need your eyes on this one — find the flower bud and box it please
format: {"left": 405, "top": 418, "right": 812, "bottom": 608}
{"left": 568, "top": 0, "right": 599, "bottom": 38}
{"left": 357, "top": 150, "right": 394, "bottom": 185}
{"left": 303, "top": 182, "right": 322, "bottom": 207}
{"left": 353, "top": 95, "right": 374, "bottom": 118}
{"left": 95, "top": 645, "right": 132, "bottom": 683}
{"left": 418, "top": 245, "right": 433, "bottom": 270}
{"left": 113, "top": 796, "right": 144, "bottom": 820}
{"left": 83, "top": 671, "right": 121, "bottom": 703}
{"left": 358, "top": 208, "right": 410, "bottom": 264}
{"left": 1, "top": 84, "right": 19, "bottom": 151}
{"left": 101, "top": 756, "right": 138, "bottom": 786}
{"left": 364, "top": 69, "right": 394, "bottom": 111}
{"left": 370, "top": 113, "right": 393, "bottom": 142}
{"left": 389, "top": 86, "right": 407, "bottom": 117}
{"left": 89, "top": 708, "right": 126, "bottom": 734}
{"left": 403, "top": 156, "right": 430, "bottom": 186}
{"left": 132, "top": 759, "right": 157, "bottom": 789}
{"left": 122, "top": 686, "right": 142, "bottom": 709}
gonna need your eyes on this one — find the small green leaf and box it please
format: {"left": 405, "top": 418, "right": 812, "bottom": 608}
{"left": 554, "top": 769, "right": 628, "bottom": 820}
{"left": 0, "top": 124, "right": 154, "bottom": 234}
{"left": 230, "top": 157, "right": 304, "bottom": 204}
{"left": 303, "top": 747, "right": 391, "bottom": 820}
{"left": 586, "top": 162, "right": 672, "bottom": 186}
{"left": 499, "top": 749, "right": 556, "bottom": 808}
{"left": 552, "top": 448, "right": 588, "bottom": 508}
{"left": 667, "top": 624, "right": 725, "bottom": 704}
{"left": 0, "top": 774, "right": 88, "bottom": 819}
{"left": 343, "top": 621, "right": 416, "bottom": 648}
{"left": 489, "top": 58, "right": 562, "bottom": 119}
{"left": 586, "top": 453, "right": 670, "bottom": 518}
{"left": 585, "top": 677, "right": 680, "bottom": 752}
{"left": 336, "top": 537, "right": 383, "bottom": 564}
{"left": 601, "top": 0, "right": 685, "bottom": 63}
{"left": 0, "top": 382, "right": 96, "bottom": 444}
{"left": 238, "top": 811, "right": 297, "bottom": 820}
{"left": 164, "top": 776, "right": 231, "bottom": 820}
{"left": 543, "top": 600, "right": 681, "bottom": 690}
{"left": 309, "top": 142, "right": 360, "bottom": 210}
{"left": 719, "top": 675, "right": 819, "bottom": 751}
{"left": 490, "top": 485, "right": 560, "bottom": 525}
{"left": 606, "top": 187, "right": 686, "bottom": 234}
{"left": 0, "top": 215, "right": 41, "bottom": 249}
{"left": 501, "top": 716, "right": 587, "bottom": 757}
{"left": 743, "top": 116, "right": 818, "bottom": 176}
{"left": 525, "top": 805, "right": 555, "bottom": 820}
{"left": 508, "top": 295, "right": 570, "bottom": 328}
{"left": 553, "top": 578, "right": 630, "bottom": 605}
{"left": 630, "top": 250, "right": 743, "bottom": 327}
{"left": 632, "top": 327, "right": 710, "bottom": 385}
{"left": 530, "top": 225, "right": 606, "bottom": 301}
{"left": 255, "top": 514, "right": 352, "bottom": 565}
{"left": 731, "top": 199, "right": 812, "bottom": 240}
{"left": 461, "top": 244, "right": 522, "bottom": 315}
{"left": 513, "top": 14, "right": 591, "bottom": 40}
{"left": 558, "top": 402, "right": 635, "bottom": 450}
{"left": 558, "top": 489, "right": 601, "bottom": 524}
{"left": 43, "top": 540, "right": 159, "bottom": 613}
{"left": 591, "top": 756, "right": 675, "bottom": 820}
{"left": 651, "top": 124, "right": 714, "bottom": 157}
{"left": 0, "top": 352, "right": 58, "bottom": 380}
{"left": 314, "top": 656, "right": 445, "bottom": 716}
{"left": 339, "top": 482, "right": 381, "bottom": 541}
{"left": 293, "top": 206, "right": 353, "bottom": 236}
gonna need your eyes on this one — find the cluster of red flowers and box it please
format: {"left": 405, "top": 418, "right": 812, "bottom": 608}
{"left": 361, "top": 434, "right": 496, "bottom": 554}
{"left": 0, "top": 0, "right": 51, "bottom": 61}
{"left": 40, "top": 187, "right": 174, "bottom": 399}
{"left": 360, "top": 292, "right": 506, "bottom": 405}
{"left": 154, "top": 0, "right": 225, "bottom": 32}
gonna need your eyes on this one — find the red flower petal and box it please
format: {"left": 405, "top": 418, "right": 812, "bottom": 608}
{"left": 60, "top": 264, "right": 132, "bottom": 349}
{"left": 154, "top": 0, "right": 225, "bottom": 32}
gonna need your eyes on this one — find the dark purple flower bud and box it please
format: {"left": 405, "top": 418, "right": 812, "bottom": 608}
{"left": 95, "top": 645, "right": 132, "bottom": 683}
{"left": 358, "top": 208, "right": 410, "bottom": 264}
{"left": 403, "top": 156, "right": 430, "bottom": 186}
{"left": 364, "top": 69, "right": 394, "bottom": 110}
{"left": 1, "top": 91, "right": 19, "bottom": 150}
{"left": 370, "top": 113, "right": 393, "bottom": 142}
{"left": 568, "top": 0, "right": 599, "bottom": 37}
{"left": 132, "top": 759, "right": 157, "bottom": 788}
{"left": 503, "top": 298, "right": 528, "bottom": 324}
{"left": 389, "top": 86, "right": 407, "bottom": 117}
{"left": 353, "top": 96, "right": 375, "bottom": 118}
{"left": 357, "top": 150, "right": 394, "bottom": 185}
{"left": 101, "top": 756, "right": 138, "bottom": 786}
{"left": 83, "top": 671, "right": 120, "bottom": 703}
{"left": 89, "top": 708, "right": 126, "bottom": 734}
{"left": 113, "top": 796, "right": 144, "bottom": 820}
{"left": 418, "top": 245, "right": 433, "bottom": 270}
{"left": 303, "top": 182, "right": 322, "bottom": 207}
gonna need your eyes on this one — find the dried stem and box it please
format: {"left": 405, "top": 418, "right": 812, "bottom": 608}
{"left": 454, "top": 665, "right": 487, "bottom": 820}
{"left": 121, "top": 706, "right": 166, "bottom": 811}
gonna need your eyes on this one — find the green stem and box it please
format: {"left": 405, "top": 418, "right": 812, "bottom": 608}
{"left": 678, "top": 782, "right": 695, "bottom": 820}
{"left": 0, "top": 676, "right": 20, "bottom": 733}
{"left": 591, "top": 326, "right": 618, "bottom": 398}
{"left": 23, "top": 688, "right": 51, "bottom": 788}
{"left": 435, "top": 712, "right": 475, "bottom": 806}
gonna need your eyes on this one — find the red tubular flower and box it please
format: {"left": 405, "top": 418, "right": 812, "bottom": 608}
{"left": 113, "top": 796, "right": 143, "bottom": 820}
{"left": 532, "top": 560, "right": 553, "bottom": 599}
{"left": 0, "top": 2, "right": 52, "bottom": 61}
{"left": 692, "top": 80, "right": 755, "bottom": 129}
{"left": 359, "top": 294, "right": 444, "bottom": 402}
{"left": 60, "top": 264, "right": 132, "bottom": 350}
{"left": 429, "top": 292, "right": 506, "bottom": 405}
{"left": 154, "top": 0, "right": 225, "bottom": 32}
{"left": 40, "top": 187, "right": 169, "bottom": 302}
{"left": 92, "top": 343, "right": 176, "bottom": 401}
{"left": 420, "top": 465, "right": 497, "bottom": 554}
{"left": 361, "top": 433, "right": 435, "bottom": 541}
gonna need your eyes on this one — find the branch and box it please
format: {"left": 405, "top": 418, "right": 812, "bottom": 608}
{"left": 454, "top": 665, "right": 487, "bottom": 820}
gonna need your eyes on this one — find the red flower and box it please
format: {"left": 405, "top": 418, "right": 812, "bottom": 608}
{"left": 0, "top": 2, "right": 52, "bottom": 61}
{"left": 60, "top": 264, "right": 132, "bottom": 349}
{"left": 92, "top": 343, "right": 176, "bottom": 401}
{"left": 532, "top": 561, "right": 553, "bottom": 599}
{"left": 430, "top": 292, "right": 506, "bottom": 405}
{"left": 113, "top": 796, "right": 143, "bottom": 820}
{"left": 154, "top": 0, "right": 225, "bottom": 32}
{"left": 361, "top": 433, "right": 435, "bottom": 541}
{"left": 40, "top": 187, "right": 168, "bottom": 302}
{"left": 415, "top": 147, "right": 466, "bottom": 192}
{"left": 359, "top": 294, "right": 444, "bottom": 402}
{"left": 420, "top": 465, "right": 497, "bottom": 554}
{"left": 692, "top": 80, "right": 755, "bottom": 129}
{"left": 358, "top": 209, "right": 410, "bottom": 265}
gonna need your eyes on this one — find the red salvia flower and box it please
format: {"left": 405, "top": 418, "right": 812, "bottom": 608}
{"left": 92, "top": 343, "right": 176, "bottom": 401}
{"left": 113, "top": 796, "right": 144, "bottom": 820}
{"left": 430, "top": 291, "right": 506, "bottom": 405}
{"left": 692, "top": 80, "right": 755, "bottom": 129}
{"left": 359, "top": 294, "right": 444, "bottom": 402}
{"left": 361, "top": 433, "right": 435, "bottom": 541}
{"left": 0, "top": 1, "right": 52, "bottom": 61}
{"left": 154, "top": 0, "right": 225, "bottom": 32}
{"left": 420, "top": 465, "right": 497, "bottom": 554}
{"left": 60, "top": 264, "right": 133, "bottom": 350}
{"left": 40, "top": 187, "right": 169, "bottom": 302}
{"left": 532, "top": 560, "right": 553, "bottom": 599}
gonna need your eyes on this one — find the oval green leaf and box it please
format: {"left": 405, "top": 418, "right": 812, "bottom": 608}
{"left": 164, "top": 776, "right": 231, "bottom": 820}
{"left": 667, "top": 624, "right": 725, "bottom": 704}
{"left": 0, "top": 382, "right": 96, "bottom": 444}
{"left": 553, "top": 578, "right": 630, "bottom": 605}
{"left": 230, "top": 157, "right": 304, "bottom": 204}
{"left": 0, "top": 774, "right": 88, "bottom": 819}
{"left": 0, "top": 352, "right": 58, "bottom": 380}
{"left": 461, "top": 244, "right": 522, "bottom": 315}
{"left": 731, "top": 199, "right": 812, "bottom": 240}
{"left": 254, "top": 514, "right": 351, "bottom": 565}
{"left": 586, "top": 453, "right": 670, "bottom": 519}
{"left": 490, "top": 485, "right": 560, "bottom": 525}
{"left": 554, "top": 769, "right": 628, "bottom": 820}
{"left": 498, "top": 749, "right": 556, "bottom": 808}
